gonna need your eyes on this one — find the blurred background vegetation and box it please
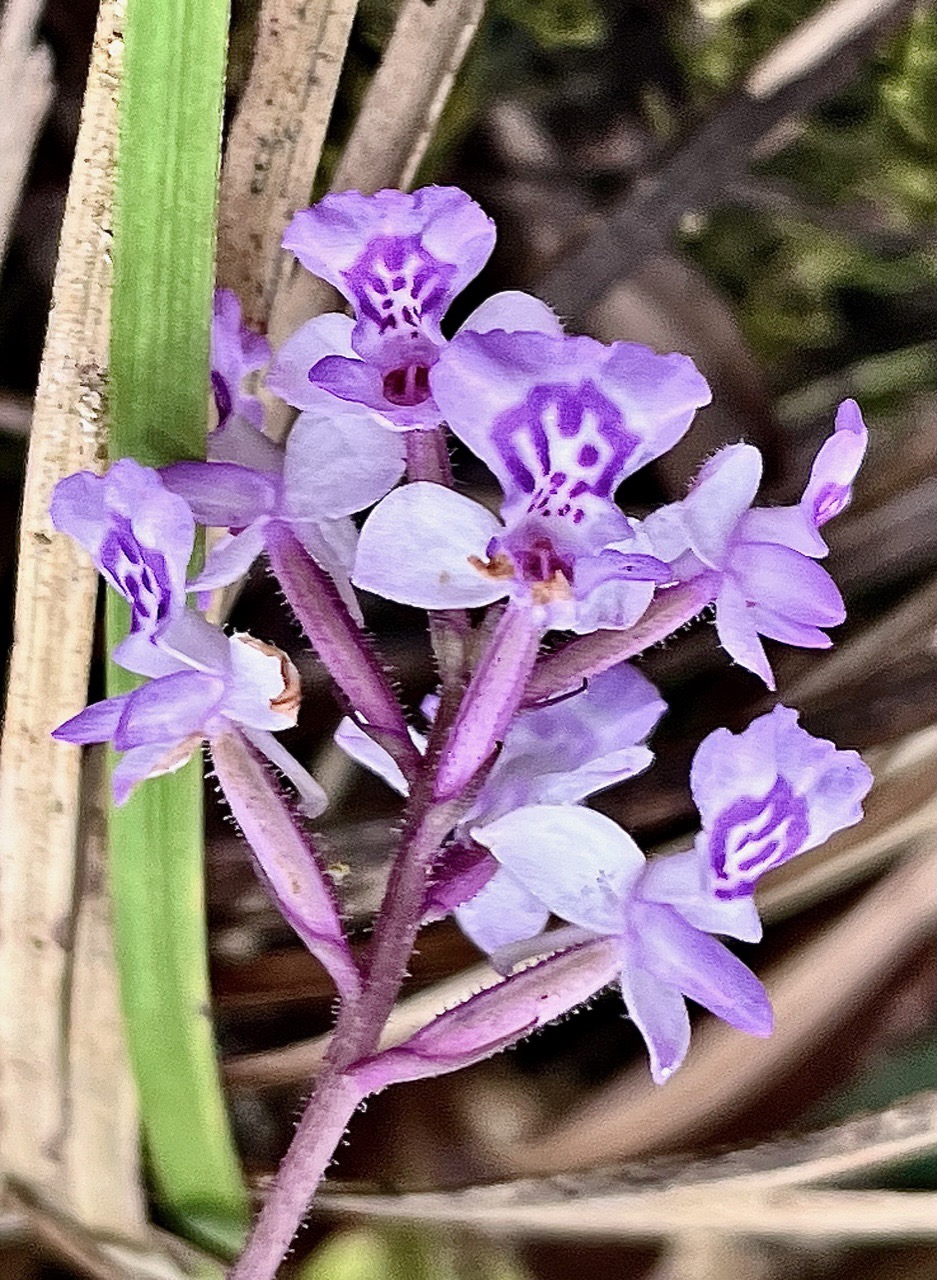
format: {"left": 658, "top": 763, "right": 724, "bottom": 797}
{"left": 0, "top": 0, "right": 933, "bottom": 1276}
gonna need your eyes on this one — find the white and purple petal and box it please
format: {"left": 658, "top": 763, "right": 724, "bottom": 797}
{"left": 353, "top": 482, "right": 506, "bottom": 610}
{"left": 282, "top": 409, "right": 406, "bottom": 521}
{"left": 472, "top": 804, "right": 645, "bottom": 936}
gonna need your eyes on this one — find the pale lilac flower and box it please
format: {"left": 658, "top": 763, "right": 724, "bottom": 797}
{"left": 642, "top": 405, "right": 867, "bottom": 688}
{"left": 161, "top": 407, "right": 405, "bottom": 617}
{"left": 50, "top": 459, "right": 197, "bottom": 677}
{"left": 474, "top": 804, "right": 773, "bottom": 1083}
{"left": 211, "top": 288, "right": 271, "bottom": 434}
{"left": 272, "top": 186, "right": 503, "bottom": 430}
{"left": 51, "top": 459, "right": 326, "bottom": 810}
{"left": 335, "top": 663, "right": 666, "bottom": 951}
{"left": 640, "top": 706, "right": 873, "bottom": 936}
{"left": 467, "top": 704, "right": 871, "bottom": 1081}
{"left": 53, "top": 624, "right": 311, "bottom": 806}
{"left": 354, "top": 330, "right": 711, "bottom": 632}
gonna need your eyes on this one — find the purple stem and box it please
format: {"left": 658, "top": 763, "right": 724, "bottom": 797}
{"left": 227, "top": 1070, "right": 366, "bottom": 1278}
{"left": 405, "top": 427, "right": 471, "bottom": 690}
{"left": 524, "top": 576, "right": 718, "bottom": 705}
{"left": 210, "top": 730, "right": 362, "bottom": 1003}
{"left": 264, "top": 518, "right": 421, "bottom": 778}
{"left": 228, "top": 580, "right": 537, "bottom": 1279}
{"left": 434, "top": 603, "right": 541, "bottom": 801}
{"left": 227, "top": 780, "right": 464, "bottom": 1280}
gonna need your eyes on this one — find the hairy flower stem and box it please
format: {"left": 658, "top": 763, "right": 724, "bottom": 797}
{"left": 434, "top": 603, "right": 541, "bottom": 801}
{"left": 228, "top": 772, "right": 465, "bottom": 1280}
{"left": 524, "top": 576, "right": 718, "bottom": 705}
{"left": 227, "top": 1069, "right": 366, "bottom": 1279}
{"left": 229, "top": 595, "right": 530, "bottom": 1278}
{"left": 405, "top": 426, "right": 471, "bottom": 692}
{"left": 265, "top": 519, "right": 421, "bottom": 777}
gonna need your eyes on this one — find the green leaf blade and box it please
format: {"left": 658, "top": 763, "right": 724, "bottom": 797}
{"left": 108, "top": 0, "right": 248, "bottom": 1252}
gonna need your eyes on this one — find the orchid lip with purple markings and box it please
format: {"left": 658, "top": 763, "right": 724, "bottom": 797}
{"left": 353, "top": 328, "right": 709, "bottom": 632}
{"left": 275, "top": 186, "right": 496, "bottom": 429}
{"left": 50, "top": 458, "right": 198, "bottom": 676}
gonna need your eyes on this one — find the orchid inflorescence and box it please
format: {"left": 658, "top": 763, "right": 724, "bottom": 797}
{"left": 52, "top": 186, "right": 873, "bottom": 1278}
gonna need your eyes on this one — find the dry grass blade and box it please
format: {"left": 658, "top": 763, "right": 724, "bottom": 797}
{"left": 0, "top": 0, "right": 145, "bottom": 1234}
{"left": 317, "top": 1185, "right": 936, "bottom": 1242}
{"left": 217, "top": 0, "right": 360, "bottom": 329}
{"left": 317, "top": 1094, "right": 937, "bottom": 1239}
{"left": 332, "top": 0, "right": 486, "bottom": 195}
{"left": 268, "top": 0, "right": 486, "bottom": 349}
{"left": 0, "top": 0, "right": 53, "bottom": 268}
{"left": 4, "top": 1182, "right": 224, "bottom": 1279}
{"left": 509, "top": 849, "right": 935, "bottom": 1174}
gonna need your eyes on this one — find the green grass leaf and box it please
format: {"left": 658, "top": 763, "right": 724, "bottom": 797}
{"left": 107, "top": 0, "right": 248, "bottom": 1252}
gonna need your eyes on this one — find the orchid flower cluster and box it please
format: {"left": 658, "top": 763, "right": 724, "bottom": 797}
{"left": 52, "top": 187, "right": 873, "bottom": 1278}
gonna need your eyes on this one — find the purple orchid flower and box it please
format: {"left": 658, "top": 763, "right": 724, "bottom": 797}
{"left": 211, "top": 288, "right": 272, "bottom": 437}
{"left": 53, "top": 623, "right": 311, "bottom": 806}
{"left": 50, "top": 458, "right": 326, "bottom": 810}
{"left": 466, "top": 704, "right": 871, "bottom": 1082}
{"left": 640, "top": 705, "right": 873, "bottom": 935}
{"left": 161, "top": 407, "right": 406, "bottom": 618}
{"left": 50, "top": 458, "right": 197, "bottom": 676}
{"left": 474, "top": 804, "right": 773, "bottom": 1084}
{"left": 335, "top": 662, "right": 667, "bottom": 951}
{"left": 271, "top": 186, "right": 499, "bottom": 431}
{"left": 353, "top": 329, "right": 711, "bottom": 633}
{"left": 642, "top": 400, "right": 869, "bottom": 688}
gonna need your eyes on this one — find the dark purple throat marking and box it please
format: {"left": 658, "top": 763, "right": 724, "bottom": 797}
{"left": 708, "top": 776, "right": 809, "bottom": 897}
{"left": 491, "top": 380, "right": 639, "bottom": 525}
{"left": 99, "top": 516, "right": 173, "bottom": 636}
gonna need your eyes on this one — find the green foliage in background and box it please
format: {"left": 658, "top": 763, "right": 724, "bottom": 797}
{"left": 680, "top": 3, "right": 936, "bottom": 378}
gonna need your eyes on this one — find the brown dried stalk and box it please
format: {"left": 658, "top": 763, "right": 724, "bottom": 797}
{"left": 318, "top": 1092, "right": 937, "bottom": 1239}
{"left": 0, "top": 0, "right": 146, "bottom": 1236}
{"left": 217, "top": 0, "right": 360, "bottom": 329}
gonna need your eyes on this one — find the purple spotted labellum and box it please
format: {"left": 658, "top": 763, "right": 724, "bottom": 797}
{"left": 50, "top": 458, "right": 201, "bottom": 676}
{"left": 273, "top": 186, "right": 494, "bottom": 429}
{"left": 353, "top": 330, "right": 708, "bottom": 634}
